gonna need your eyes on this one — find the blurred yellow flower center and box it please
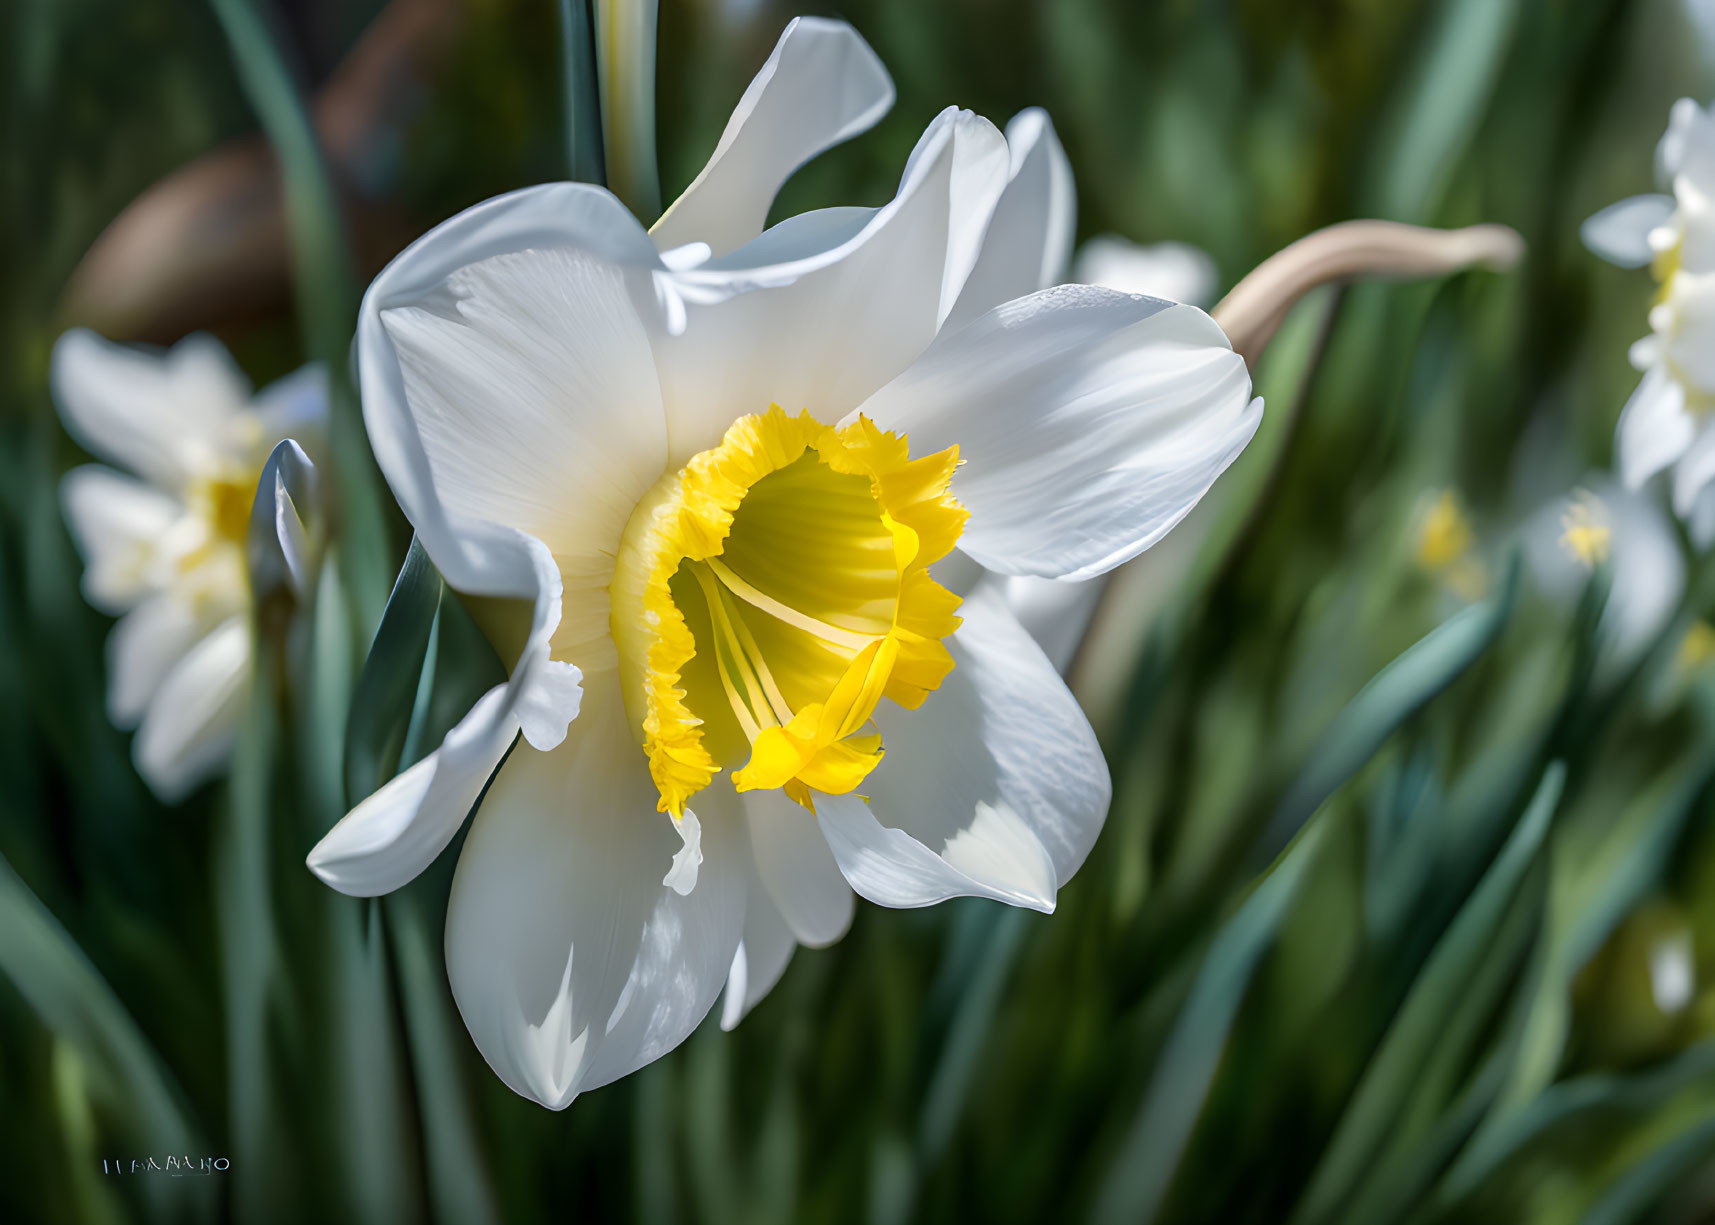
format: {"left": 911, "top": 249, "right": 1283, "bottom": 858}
{"left": 1414, "top": 490, "right": 1473, "bottom": 570}
{"left": 188, "top": 466, "right": 261, "bottom": 548}
{"left": 611, "top": 406, "right": 966, "bottom": 816}
{"left": 1559, "top": 490, "right": 1611, "bottom": 570}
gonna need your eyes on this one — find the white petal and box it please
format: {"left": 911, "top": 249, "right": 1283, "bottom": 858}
{"left": 1581, "top": 195, "right": 1677, "bottom": 268}
{"left": 106, "top": 594, "right": 204, "bottom": 727}
{"left": 308, "top": 530, "right": 583, "bottom": 898}
{"left": 1668, "top": 99, "right": 1715, "bottom": 199}
{"left": 855, "top": 286, "right": 1259, "bottom": 581}
{"left": 1606, "top": 484, "right": 1686, "bottom": 658}
{"left": 657, "top": 107, "right": 1010, "bottom": 464}
{"left": 60, "top": 466, "right": 183, "bottom": 614}
{"left": 358, "top": 183, "right": 667, "bottom": 603}
{"left": 1616, "top": 365, "right": 1695, "bottom": 489}
{"left": 943, "top": 108, "right": 1076, "bottom": 331}
{"left": 995, "top": 572, "right": 1106, "bottom": 674}
{"left": 51, "top": 330, "right": 249, "bottom": 488}
{"left": 651, "top": 16, "right": 893, "bottom": 257}
{"left": 697, "top": 206, "right": 873, "bottom": 270}
{"left": 720, "top": 874, "right": 796, "bottom": 1031}
{"left": 1661, "top": 270, "right": 1715, "bottom": 389}
{"left": 443, "top": 685, "right": 744, "bottom": 1108}
{"left": 133, "top": 617, "right": 251, "bottom": 803}
{"left": 817, "top": 586, "right": 1109, "bottom": 910}
{"left": 744, "top": 787, "right": 854, "bottom": 947}
{"left": 1073, "top": 235, "right": 1219, "bottom": 307}
{"left": 374, "top": 241, "right": 668, "bottom": 578}
{"left": 1659, "top": 98, "right": 1707, "bottom": 185}
{"left": 307, "top": 684, "right": 519, "bottom": 897}
{"left": 1673, "top": 415, "right": 1715, "bottom": 517}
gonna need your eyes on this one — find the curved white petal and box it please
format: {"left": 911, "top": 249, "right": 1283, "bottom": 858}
{"left": 1073, "top": 235, "right": 1219, "bottom": 307}
{"left": 719, "top": 866, "right": 797, "bottom": 1031}
{"left": 744, "top": 787, "right": 854, "bottom": 947}
{"left": 1617, "top": 365, "right": 1695, "bottom": 489}
{"left": 133, "top": 617, "right": 251, "bottom": 803}
{"left": 60, "top": 466, "right": 183, "bottom": 614}
{"left": 51, "top": 330, "right": 250, "bottom": 488}
{"left": 658, "top": 107, "right": 1010, "bottom": 464}
{"left": 995, "top": 572, "right": 1105, "bottom": 674}
{"left": 817, "top": 587, "right": 1109, "bottom": 911}
{"left": 1673, "top": 414, "right": 1715, "bottom": 516}
{"left": 106, "top": 594, "right": 205, "bottom": 727}
{"left": 1612, "top": 362, "right": 1694, "bottom": 490}
{"left": 307, "top": 684, "right": 519, "bottom": 897}
{"left": 1668, "top": 99, "right": 1715, "bottom": 199}
{"left": 1659, "top": 98, "right": 1706, "bottom": 185}
{"left": 308, "top": 545, "right": 585, "bottom": 899}
{"left": 371, "top": 223, "right": 669, "bottom": 581}
{"left": 359, "top": 183, "right": 667, "bottom": 601}
{"left": 855, "top": 286, "right": 1259, "bottom": 581}
{"left": 943, "top": 108, "right": 1075, "bottom": 331}
{"left": 651, "top": 16, "right": 893, "bottom": 257}
{"left": 1581, "top": 195, "right": 1676, "bottom": 268}
{"left": 443, "top": 683, "right": 744, "bottom": 1108}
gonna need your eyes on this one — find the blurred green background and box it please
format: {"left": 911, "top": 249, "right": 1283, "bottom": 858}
{"left": 7, "top": 0, "right": 1715, "bottom": 1222}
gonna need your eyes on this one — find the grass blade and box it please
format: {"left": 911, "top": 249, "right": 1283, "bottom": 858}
{"left": 0, "top": 852, "right": 212, "bottom": 1222}
{"left": 1290, "top": 763, "right": 1565, "bottom": 1225}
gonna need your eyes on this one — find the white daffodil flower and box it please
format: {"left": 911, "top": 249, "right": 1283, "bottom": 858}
{"left": 307, "top": 16, "right": 1259, "bottom": 1108}
{"left": 51, "top": 329, "right": 325, "bottom": 801}
{"left": 1584, "top": 98, "right": 1715, "bottom": 546}
{"left": 1524, "top": 477, "right": 1684, "bottom": 674}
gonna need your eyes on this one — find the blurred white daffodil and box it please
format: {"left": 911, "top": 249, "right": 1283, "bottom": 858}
{"left": 1525, "top": 478, "right": 1683, "bottom": 674}
{"left": 51, "top": 330, "right": 324, "bottom": 801}
{"left": 307, "top": 16, "right": 1258, "bottom": 1108}
{"left": 1584, "top": 98, "right": 1715, "bottom": 546}
{"left": 1072, "top": 235, "right": 1218, "bottom": 308}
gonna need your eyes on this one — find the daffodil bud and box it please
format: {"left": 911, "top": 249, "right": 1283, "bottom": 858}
{"left": 246, "top": 438, "right": 318, "bottom": 610}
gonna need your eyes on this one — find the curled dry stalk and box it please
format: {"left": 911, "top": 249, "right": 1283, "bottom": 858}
{"left": 1211, "top": 220, "right": 1525, "bottom": 365}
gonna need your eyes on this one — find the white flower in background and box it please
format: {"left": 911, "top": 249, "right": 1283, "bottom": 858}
{"left": 1072, "top": 235, "right": 1218, "bottom": 308}
{"left": 50, "top": 330, "right": 324, "bottom": 801}
{"left": 1524, "top": 478, "right": 1683, "bottom": 673}
{"left": 1583, "top": 98, "right": 1715, "bottom": 546}
{"left": 1001, "top": 234, "right": 1222, "bottom": 671}
{"left": 307, "top": 16, "right": 1258, "bottom": 1108}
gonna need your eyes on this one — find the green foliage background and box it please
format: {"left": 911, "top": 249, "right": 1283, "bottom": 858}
{"left": 5, "top": 0, "right": 1715, "bottom": 1222}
